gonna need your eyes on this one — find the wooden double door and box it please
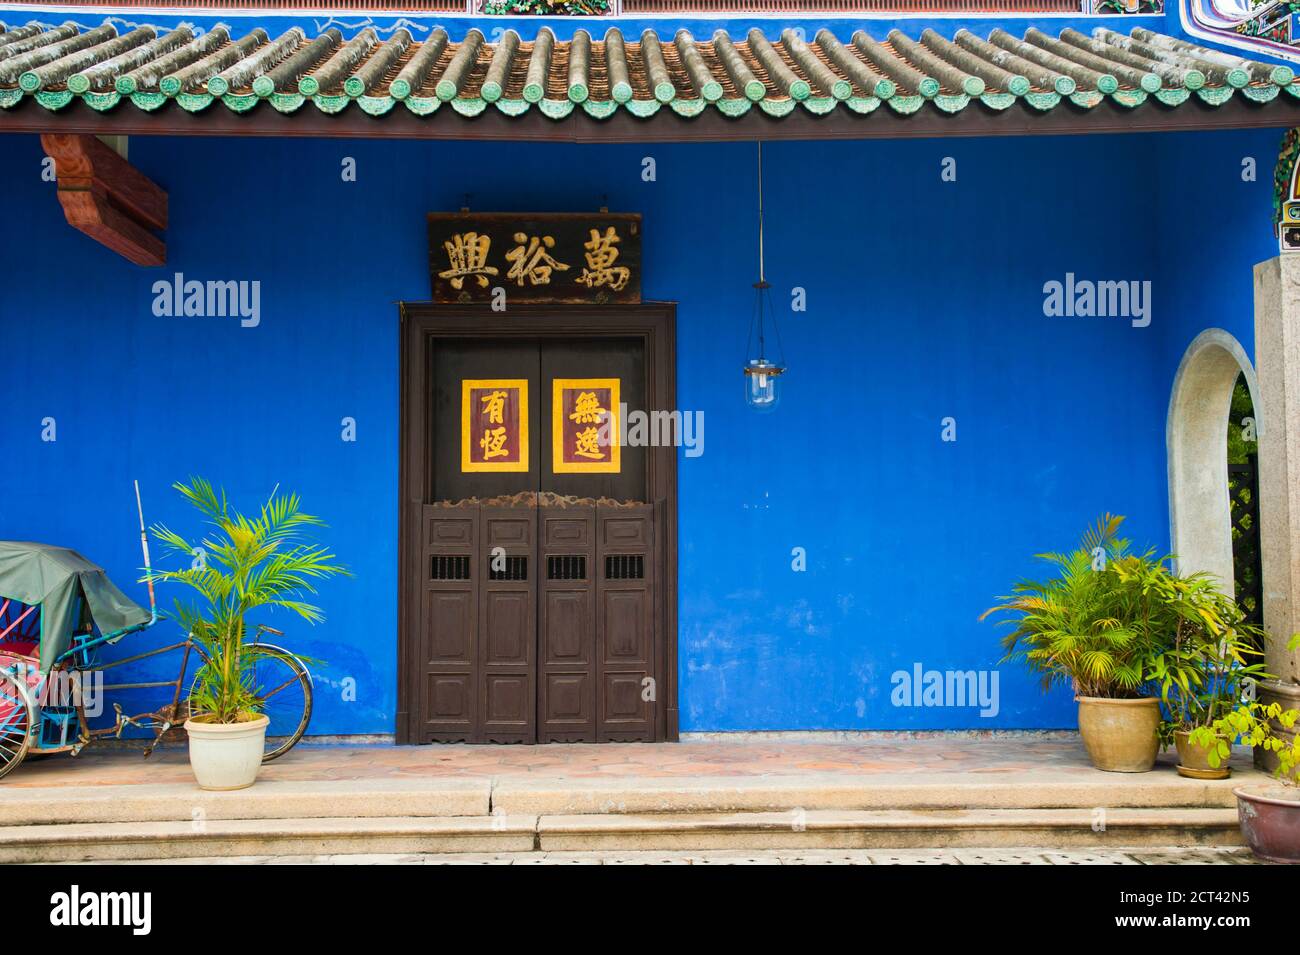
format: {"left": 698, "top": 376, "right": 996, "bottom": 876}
{"left": 421, "top": 500, "right": 659, "bottom": 742}
{"left": 400, "top": 310, "right": 677, "bottom": 744}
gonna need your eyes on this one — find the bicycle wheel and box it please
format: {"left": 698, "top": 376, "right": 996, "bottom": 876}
{"left": 0, "top": 670, "right": 34, "bottom": 781}
{"left": 248, "top": 644, "right": 312, "bottom": 761}
{"left": 186, "top": 643, "right": 313, "bottom": 761}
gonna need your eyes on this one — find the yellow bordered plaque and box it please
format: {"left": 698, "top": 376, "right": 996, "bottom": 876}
{"left": 552, "top": 378, "right": 620, "bottom": 474}
{"left": 462, "top": 378, "right": 529, "bottom": 473}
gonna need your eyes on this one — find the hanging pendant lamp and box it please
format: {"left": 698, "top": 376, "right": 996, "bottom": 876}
{"left": 744, "top": 141, "right": 786, "bottom": 412}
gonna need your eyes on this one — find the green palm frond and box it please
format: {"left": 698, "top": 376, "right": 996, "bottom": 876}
{"left": 141, "top": 477, "right": 349, "bottom": 723}
{"left": 984, "top": 513, "right": 1270, "bottom": 705}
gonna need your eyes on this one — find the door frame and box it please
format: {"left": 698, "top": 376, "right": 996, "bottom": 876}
{"left": 397, "top": 302, "right": 679, "bottom": 743}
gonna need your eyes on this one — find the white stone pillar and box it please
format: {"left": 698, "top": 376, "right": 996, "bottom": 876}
{"left": 1253, "top": 257, "right": 1300, "bottom": 716}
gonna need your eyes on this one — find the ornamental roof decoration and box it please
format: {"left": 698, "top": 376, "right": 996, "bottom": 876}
{"left": 0, "top": 18, "right": 1294, "bottom": 121}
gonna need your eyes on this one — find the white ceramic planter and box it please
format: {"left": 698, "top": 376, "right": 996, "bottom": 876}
{"left": 184, "top": 715, "right": 269, "bottom": 791}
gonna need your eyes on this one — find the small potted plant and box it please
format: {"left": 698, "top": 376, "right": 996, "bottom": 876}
{"left": 1196, "top": 698, "right": 1300, "bottom": 862}
{"left": 1151, "top": 586, "right": 1270, "bottom": 779}
{"left": 984, "top": 515, "right": 1173, "bottom": 773}
{"left": 147, "top": 478, "right": 346, "bottom": 791}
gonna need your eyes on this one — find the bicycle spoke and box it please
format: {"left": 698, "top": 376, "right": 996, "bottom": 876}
{"left": 260, "top": 676, "right": 298, "bottom": 700}
{"left": 248, "top": 649, "right": 311, "bottom": 760}
{"left": 0, "top": 674, "right": 33, "bottom": 778}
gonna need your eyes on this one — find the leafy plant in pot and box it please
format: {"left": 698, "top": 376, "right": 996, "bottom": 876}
{"left": 983, "top": 515, "right": 1180, "bottom": 773}
{"left": 1149, "top": 581, "right": 1270, "bottom": 780}
{"left": 1226, "top": 635, "right": 1300, "bottom": 862}
{"left": 146, "top": 478, "right": 346, "bottom": 791}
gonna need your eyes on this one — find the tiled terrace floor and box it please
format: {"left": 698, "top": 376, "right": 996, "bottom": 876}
{"left": 7, "top": 736, "right": 1251, "bottom": 788}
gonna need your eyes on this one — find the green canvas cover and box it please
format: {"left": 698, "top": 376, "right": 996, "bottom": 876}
{"left": 0, "top": 541, "right": 149, "bottom": 670}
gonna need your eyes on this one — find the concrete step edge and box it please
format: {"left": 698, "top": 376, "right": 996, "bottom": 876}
{"left": 0, "top": 807, "right": 1239, "bottom": 843}
{"left": 488, "top": 775, "right": 1250, "bottom": 815}
{"left": 0, "top": 772, "right": 1254, "bottom": 826}
{"left": 536, "top": 807, "right": 1241, "bottom": 834}
{"left": 0, "top": 778, "right": 494, "bottom": 826}
{"left": 0, "top": 809, "right": 1244, "bottom": 861}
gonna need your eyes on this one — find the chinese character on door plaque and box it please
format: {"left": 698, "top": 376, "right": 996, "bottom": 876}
{"left": 462, "top": 379, "right": 529, "bottom": 473}
{"left": 428, "top": 213, "right": 641, "bottom": 305}
{"left": 553, "top": 378, "right": 620, "bottom": 474}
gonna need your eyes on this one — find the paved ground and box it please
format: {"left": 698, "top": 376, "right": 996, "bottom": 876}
{"left": 82, "top": 847, "right": 1259, "bottom": 865}
{"left": 6, "top": 736, "right": 1254, "bottom": 787}
{"left": 9, "top": 740, "right": 1264, "bottom": 864}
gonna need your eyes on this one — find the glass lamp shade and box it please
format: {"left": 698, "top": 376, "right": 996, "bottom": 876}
{"left": 744, "top": 358, "right": 785, "bottom": 412}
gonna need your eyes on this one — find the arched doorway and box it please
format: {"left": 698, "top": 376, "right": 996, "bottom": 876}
{"left": 1166, "top": 328, "right": 1260, "bottom": 591}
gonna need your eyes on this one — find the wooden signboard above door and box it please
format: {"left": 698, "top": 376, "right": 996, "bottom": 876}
{"left": 428, "top": 213, "right": 641, "bottom": 305}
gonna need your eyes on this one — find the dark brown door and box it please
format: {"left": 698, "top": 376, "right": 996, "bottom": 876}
{"left": 536, "top": 502, "right": 657, "bottom": 741}
{"left": 417, "top": 333, "right": 658, "bottom": 743}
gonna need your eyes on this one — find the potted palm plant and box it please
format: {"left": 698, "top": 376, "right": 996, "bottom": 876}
{"left": 147, "top": 478, "right": 346, "bottom": 791}
{"left": 983, "top": 515, "right": 1174, "bottom": 773}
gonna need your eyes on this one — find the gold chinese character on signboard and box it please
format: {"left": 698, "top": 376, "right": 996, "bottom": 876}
{"left": 576, "top": 227, "right": 631, "bottom": 292}
{"left": 440, "top": 232, "right": 499, "bottom": 290}
{"left": 481, "top": 390, "right": 508, "bottom": 425}
{"left": 505, "top": 233, "right": 570, "bottom": 287}
{"left": 479, "top": 426, "right": 509, "bottom": 460}
{"left": 568, "top": 391, "right": 607, "bottom": 425}
{"left": 573, "top": 426, "right": 604, "bottom": 460}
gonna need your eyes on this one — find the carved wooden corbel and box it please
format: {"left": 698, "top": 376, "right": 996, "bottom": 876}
{"left": 40, "top": 134, "right": 167, "bottom": 266}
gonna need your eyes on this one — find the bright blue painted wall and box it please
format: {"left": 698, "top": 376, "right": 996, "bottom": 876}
{"left": 1155, "top": 128, "right": 1280, "bottom": 376}
{"left": 0, "top": 125, "right": 1274, "bottom": 734}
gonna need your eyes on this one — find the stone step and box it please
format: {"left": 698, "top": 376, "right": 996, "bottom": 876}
{"left": 487, "top": 773, "right": 1251, "bottom": 815}
{"left": 537, "top": 808, "right": 1242, "bottom": 852}
{"left": 0, "top": 779, "right": 492, "bottom": 827}
{"left": 0, "top": 770, "right": 1254, "bottom": 827}
{"left": 0, "top": 807, "right": 1242, "bottom": 862}
{"left": 0, "top": 814, "right": 538, "bottom": 863}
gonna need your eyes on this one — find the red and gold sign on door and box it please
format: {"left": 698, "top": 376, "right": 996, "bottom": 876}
{"left": 553, "top": 378, "right": 621, "bottom": 474}
{"left": 462, "top": 379, "right": 529, "bottom": 472}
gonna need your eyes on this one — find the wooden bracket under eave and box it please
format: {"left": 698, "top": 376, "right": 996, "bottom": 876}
{"left": 40, "top": 134, "right": 167, "bottom": 267}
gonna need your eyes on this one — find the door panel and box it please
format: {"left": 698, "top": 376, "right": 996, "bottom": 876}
{"left": 538, "top": 505, "right": 596, "bottom": 741}
{"left": 432, "top": 340, "right": 540, "bottom": 502}
{"left": 597, "top": 504, "right": 656, "bottom": 740}
{"left": 418, "top": 505, "right": 479, "bottom": 741}
{"left": 479, "top": 506, "right": 536, "bottom": 742}
{"left": 541, "top": 340, "right": 646, "bottom": 501}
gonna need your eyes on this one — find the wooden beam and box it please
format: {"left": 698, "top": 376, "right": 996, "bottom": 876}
{"left": 40, "top": 133, "right": 166, "bottom": 266}
{"left": 6, "top": 92, "right": 1300, "bottom": 144}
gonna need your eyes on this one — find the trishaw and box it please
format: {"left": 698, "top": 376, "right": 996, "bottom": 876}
{"left": 0, "top": 486, "right": 313, "bottom": 780}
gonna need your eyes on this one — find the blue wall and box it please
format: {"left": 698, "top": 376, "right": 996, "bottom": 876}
{"left": 1155, "top": 127, "right": 1282, "bottom": 375}
{"left": 0, "top": 125, "right": 1277, "bottom": 734}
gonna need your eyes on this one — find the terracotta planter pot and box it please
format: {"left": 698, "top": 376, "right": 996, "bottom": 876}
{"left": 1174, "top": 730, "right": 1231, "bottom": 780}
{"left": 1234, "top": 787, "right": 1300, "bottom": 864}
{"left": 1075, "top": 697, "right": 1160, "bottom": 773}
{"left": 184, "top": 714, "right": 269, "bottom": 791}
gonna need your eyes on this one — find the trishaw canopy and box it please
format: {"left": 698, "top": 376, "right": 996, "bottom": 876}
{"left": 0, "top": 542, "right": 149, "bottom": 670}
